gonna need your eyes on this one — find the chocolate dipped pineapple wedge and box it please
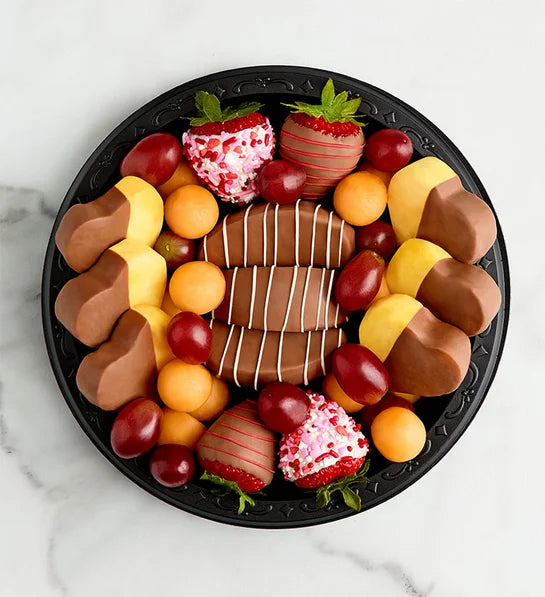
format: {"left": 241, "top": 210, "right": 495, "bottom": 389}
{"left": 388, "top": 157, "right": 497, "bottom": 263}
{"left": 55, "top": 176, "right": 164, "bottom": 272}
{"left": 387, "top": 239, "right": 501, "bottom": 336}
{"left": 359, "top": 294, "right": 471, "bottom": 396}
{"left": 55, "top": 238, "right": 166, "bottom": 347}
{"left": 77, "top": 305, "right": 174, "bottom": 410}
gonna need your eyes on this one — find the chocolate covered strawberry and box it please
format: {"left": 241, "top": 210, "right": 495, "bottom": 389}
{"left": 182, "top": 92, "right": 275, "bottom": 205}
{"left": 280, "top": 79, "right": 365, "bottom": 199}
{"left": 196, "top": 400, "right": 276, "bottom": 513}
{"left": 279, "top": 391, "right": 370, "bottom": 510}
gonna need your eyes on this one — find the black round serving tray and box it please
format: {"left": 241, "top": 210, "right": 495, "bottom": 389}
{"left": 41, "top": 66, "right": 510, "bottom": 528}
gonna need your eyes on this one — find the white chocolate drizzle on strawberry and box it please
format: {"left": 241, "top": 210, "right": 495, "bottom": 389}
{"left": 279, "top": 392, "right": 369, "bottom": 482}
{"left": 182, "top": 119, "right": 275, "bottom": 204}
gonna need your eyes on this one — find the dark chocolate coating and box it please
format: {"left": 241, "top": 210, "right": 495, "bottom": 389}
{"left": 76, "top": 309, "right": 157, "bottom": 410}
{"left": 55, "top": 187, "right": 130, "bottom": 273}
{"left": 207, "top": 320, "right": 346, "bottom": 388}
{"left": 280, "top": 116, "right": 364, "bottom": 198}
{"left": 54, "top": 250, "right": 130, "bottom": 347}
{"left": 418, "top": 176, "right": 497, "bottom": 264}
{"left": 418, "top": 258, "right": 502, "bottom": 336}
{"left": 214, "top": 266, "right": 346, "bottom": 332}
{"left": 198, "top": 200, "right": 355, "bottom": 269}
{"left": 385, "top": 307, "right": 471, "bottom": 396}
{"left": 197, "top": 400, "right": 276, "bottom": 486}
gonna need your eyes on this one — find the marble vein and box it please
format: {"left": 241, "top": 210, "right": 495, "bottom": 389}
{"left": 312, "top": 540, "right": 434, "bottom": 596}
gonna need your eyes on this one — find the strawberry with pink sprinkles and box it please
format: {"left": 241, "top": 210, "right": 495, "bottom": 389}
{"left": 279, "top": 391, "right": 369, "bottom": 490}
{"left": 182, "top": 91, "right": 275, "bottom": 205}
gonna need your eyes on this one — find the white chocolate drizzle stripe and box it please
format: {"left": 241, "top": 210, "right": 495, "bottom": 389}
{"left": 227, "top": 267, "right": 238, "bottom": 325}
{"left": 337, "top": 327, "right": 343, "bottom": 347}
{"left": 233, "top": 326, "right": 245, "bottom": 387}
{"left": 337, "top": 219, "right": 345, "bottom": 268}
{"left": 325, "top": 210, "right": 333, "bottom": 269}
{"left": 334, "top": 302, "right": 340, "bottom": 328}
{"left": 222, "top": 215, "right": 230, "bottom": 269}
{"left": 254, "top": 330, "right": 268, "bottom": 390}
{"left": 303, "top": 331, "right": 311, "bottom": 386}
{"left": 203, "top": 235, "right": 208, "bottom": 261}
{"left": 281, "top": 266, "right": 299, "bottom": 332}
{"left": 273, "top": 204, "right": 279, "bottom": 265}
{"left": 277, "top": 331, "right": 284, "bottom": 382}
{"left": 315, "top": 268, "right": 326, "bottom": 331}
{"left": 262, "top": 202, "right": 270, "bottom": 266}
{"left": 263, "top": 265, "right": 275, "bottom": 332}
{"left": 248, "top": 265, "right": 257, "bottom": 329}
{"left": 310, "top": 204, "right": 321, "bottom": 267}
{"left": 218, "top": 323, "right": 235, "bottom": 377}
{"left": 243, "top": 204, "right": 252, "bottom": 267}
{"left": 300, "top": 266, "right": 313, "bottom": 332}
{"left": 324, "top": 270, "right": 335, "bottom": 330}
{"left": 320, "top": 329, "right": 327, "bottom": 375}
{"left": 294, "top": 199, "right": 301, "bottom": 266}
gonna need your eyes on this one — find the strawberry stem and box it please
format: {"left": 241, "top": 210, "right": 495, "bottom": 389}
{"left": 200, "top": 471, "right": 265, "bottom": 515}
{"left": 282, "top": 78, "right": 366, "bottom": 127}
{"left": 186, "top": 91, "right": 263, "bottom": 127}
{"left": 314, "top": 460, "right": 371, "bottom": 512}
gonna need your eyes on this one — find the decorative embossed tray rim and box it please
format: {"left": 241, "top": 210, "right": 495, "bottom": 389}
{"left": 41, "top": 66, "right": 510, "bottom": 528}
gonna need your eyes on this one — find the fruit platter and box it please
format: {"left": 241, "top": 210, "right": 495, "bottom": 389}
{"left": 42, "top": 66, "right": 509, "bottom": 528}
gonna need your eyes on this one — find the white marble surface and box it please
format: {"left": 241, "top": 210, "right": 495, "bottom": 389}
{"left": 1, "top": 1, "right": 544, "bottom": 595}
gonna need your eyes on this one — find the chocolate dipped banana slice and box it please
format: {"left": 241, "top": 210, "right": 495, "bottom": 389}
{"left": 208, "top": 320, "right": 346, "bottom": 389}
{"left": 199, "top": 200, "right": 355, "bottom": 268}
{"left": 359, "top": 294, "right": 470, "bottom": 396}
{"left": 55, "top": 238, "right": 166, "bottom": 347}
{"left": 56, "top": 176, "right": 164, "bottom": 272}
{"left": 214, "top": 266, "right": 346, "bottom": 332}
{"left": 76, "top": 305, "right": 174, "bottom": 410}
{"left": 388, "top": 157, "right": 496, "bottom": 263}
{"left": 387, "top": 239, "right": 501, "bottom": 336}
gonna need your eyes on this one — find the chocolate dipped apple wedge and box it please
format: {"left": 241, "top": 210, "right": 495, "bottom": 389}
{"left": 280, "top": 79, "right": 365, "bottom": 198}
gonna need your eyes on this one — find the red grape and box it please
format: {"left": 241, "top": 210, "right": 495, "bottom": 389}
{"left": 120, "top": 133, "right": 182, "bottom": 186}
{"left": 335, "top": 250, "right": 385, "bottom": 312}
{"left": 360, "top": 393, "right": 415, "bottom": 432}
{"left": 365, "top": 129, "right": 413, "bottom": 172}
{"left": 257, "top": 160, "right": 307, "bottom": 205}
{"left": 153, "top": 230, "right": 196, "bottom": 270}
{"left": 166, "top": 312, "right": 212, "bottom": 364}
{"left": 111, "top": 398, "right": 162, "bottom": 458}
{"left": 332, "top": 344, "right": 389, "bottom": 405}
{"left": 257, "top": 382, "right": 310, "bottom": 433}
{"left": 355, "top": 221, "right": 397, "bottom": 260}
{"left": 149, "top": 444, "right": 195, "bottom": 487}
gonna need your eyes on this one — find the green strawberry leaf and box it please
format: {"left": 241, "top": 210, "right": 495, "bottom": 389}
{"left": 340, "top": 487, "right": 362, "bottom": 512}
{"left": 282, "top": 80, "right": 366, "bottom": 127}
{"left": 321, "top": 78, "right": 336, "bottom": 106}
{"left": 185, "top": 92, "right": 263, "bottom": 126}
{"left": 312, "top": 460, "right": 371, "bottom": 512}
{"left": 200, "top": 471, "right": 263, "bottom": 515}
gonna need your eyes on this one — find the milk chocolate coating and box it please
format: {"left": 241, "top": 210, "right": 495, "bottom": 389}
{"left": 208, "top": 320, "right": 346, "bottom": 388}
{"left": 418, "top": 176, "right": 497, "bottom": 264}
{"left": 55, "top": 187, "right": 130, "bottom": 273}
{"left": 54, "top": 250, "right": 129, "bottom": 347}
{"left": 76, "top": 309, "right": 157, "bottom": 410}
{"left": 198, "top": 200, "right": 355, "bottom": 269}
{"left": 197, "top": 400, "right": 276, "bottom": 486}
{"left": 214, "top": 266, "right": 346, "bottom": 332}
{"left": 385, "top": 307, "right": 471, "bottom": 396}
{"left": 418, "top": 258, "right": 502, "bottom": 336}
{"left": 280, "top": 116, "right": 364, "bottom": 197}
